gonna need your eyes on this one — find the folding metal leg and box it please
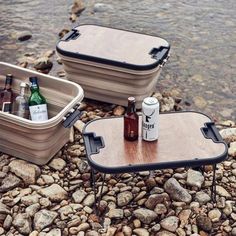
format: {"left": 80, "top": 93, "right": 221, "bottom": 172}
{"left": 211, "top": 164, "right": 217, "bottom": 202}
{"left": 90, "top": 168, "right": 97, "bottom": 205}
{"left": 90, "top": 168, "right": 106, "bottom": 213}
{"left": 97, "top": 173, "right": 106, "bottom": 209}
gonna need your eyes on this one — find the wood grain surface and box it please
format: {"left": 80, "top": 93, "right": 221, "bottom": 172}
{"left": 58, "top": 25, "right": 169, "bottom": 67}
{"left": 84, "top": 112, "right": 226, "bottom": 168}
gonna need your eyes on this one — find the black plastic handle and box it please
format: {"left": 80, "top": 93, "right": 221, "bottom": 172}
{"left": 63, "top": 106, "right": 84, "bottom": 128}
{"left": 149, "top": 46, "right": 170, "bottom": 64}
{"left": 61, "top": 29, "right": 80, "bottom": 41}
{"left": 201, "top": 122, "right": 223, "bottom": 142}
{"left": 83, "top": 132, "right": 105, "bottom": 156}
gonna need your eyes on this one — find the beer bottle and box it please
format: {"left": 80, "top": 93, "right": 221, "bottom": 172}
{"left": 0, "top": 74, "right": 13, "bottom": 113}
{"left": 28, "top": 76, "right": 48, "bottom": 121}
{"left": 13, "top": 82, "right": 29, "bottom": 118}
{"left": 124, "top": 97, "right": 139, "bottom": 141}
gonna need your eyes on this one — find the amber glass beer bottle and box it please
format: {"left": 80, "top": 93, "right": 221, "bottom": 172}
{"left": 0, "top": 74, "right": 13, "bottom": 113}
{"left": 124, "top": 97, "right": 139, "bottom": 141}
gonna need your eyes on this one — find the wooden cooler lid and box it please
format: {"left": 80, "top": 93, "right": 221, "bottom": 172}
{"left": 83, "top": 112, "right": 227, "bottom": 173}
{"left": 56, "top": 24, "right": 170, "bottom": 71}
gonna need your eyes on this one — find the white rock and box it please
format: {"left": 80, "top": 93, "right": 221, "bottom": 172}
{"left": 117, "top": 191, "right": 133, "bottom": 207}
{"left": 49, "top": 158, "right": 66, "bottom": 171}
{"left": 82, "top": 194, "right": 95, "bottom": 207}
{"left": 133, "top": 228, "right": 149, "bottom": 236}
{"left": 21, "top": 194, "right": 41, "bottom": 206}
{"left": 9, "top": 160, "right": 41, "bottom": 185}
{"left": 187, "top": 169, "right": 204, "bottom": 188}
{"left": 74, "top": 120, "right": 85, "bottom": 133}
{"left": 208, "top": 208, "right": 221, "bottom": 222}
{"left": 38, "top": 184, "right": 68, "bottom": 202}
{"left": 160, "top": 216, "right": 179, "bottom": 232}
{"left": 72, "top": 189, "right": 87, "bottom": 203}
{"left": 229, "top": 141, "right": 236, "bottom": 157}
{"left": 108, "top": 208, "right": 124, "bottom": 219}
{"left": 34, "top": 209, "right": 58, "bottom": 231}
{"left": 219, "top": 128, "right": 236, "bottom": 143}
{"left": 25, "top": 203, "right": 41, "bottom": 217}
{"left": 216, "top": 186, "right": 231, "bottom": 198}
{"left": 41, "top": 175, "right": 54, "bottom": 184}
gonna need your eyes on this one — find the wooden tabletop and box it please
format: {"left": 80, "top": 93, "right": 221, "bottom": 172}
{"left": 83, "top": 112, "right": 227, "bottom": 173}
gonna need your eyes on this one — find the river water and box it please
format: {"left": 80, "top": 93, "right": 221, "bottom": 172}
{"left": 0, "top": 0, "right": 235, "bottom": 120}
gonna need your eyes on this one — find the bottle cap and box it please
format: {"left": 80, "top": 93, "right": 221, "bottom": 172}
{"left": 6, "top": 74, "right": 13, "bottom": 85}
{"left": 29, "top": 76, "right": 38, "bottom": 83}
{"left": 20, "top": 82, "right": 28, "bottom": 88}
{"left": 128, "top": 97, "right": 136, "bottom": 103}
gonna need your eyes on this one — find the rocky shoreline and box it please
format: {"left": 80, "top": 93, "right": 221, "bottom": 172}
{"left": 0, "top": 99, "right": 236, "bottom": 236}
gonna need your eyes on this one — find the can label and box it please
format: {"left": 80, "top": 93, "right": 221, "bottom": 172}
{"left": 142, "top": 97, "right": 159, "bottom": 141}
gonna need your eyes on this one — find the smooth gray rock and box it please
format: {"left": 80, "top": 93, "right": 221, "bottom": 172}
{"left": 12, "top": 213, "right": 32, "bottom": 235}
{"left": 38, "top": 184, "right": 68, "bottom": 202}
{"left": 72, "top": 189, "right": 87, "bottom": 203}
{"left": 34, "top": 209, "right": 58, "bottom": 231}
{"left": 195, "top": 191, "right": 211, "bottom": 205}
{"left": 49, "top": 158, "right": 66, "bottom": 171}
{"left": 160, "top": 216, "right": 179, "bottom": 232}
{"left": 0, "top": 174, "right": 21, "bottom": 192}
{"left": 164, "top": 178, "right": 192, "bottom": 203}
{"left": 187, "top": 169, "right": 204, "bottom": 188}
{"left": 133, "top": 208, "right": 157, "bottom": 224}
{"left": 117, "top": 191, "right": 133, "bottom": 207}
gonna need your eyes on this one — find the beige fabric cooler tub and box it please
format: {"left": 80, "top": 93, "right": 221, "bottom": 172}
{"left": 56, "top": 24, "right": 170, "bottom": 108}
{"left": 0, "top": 62, "right": 84, "bottom": 165}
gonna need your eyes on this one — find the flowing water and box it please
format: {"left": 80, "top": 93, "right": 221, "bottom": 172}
{"left": 0, "top": 0, "right": 235, "bottom": 120}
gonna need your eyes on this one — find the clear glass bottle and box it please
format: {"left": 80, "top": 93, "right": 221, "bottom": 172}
{"left": 28, "top": 76, "right": 48, "bottom": 121}
{"left": 13, "top": 82, "right": 29, "bottom": 118}
{"left": 0, "top": 74, "right": 13, "bottom": 113}
{"left": 124, "top": 97, "right": 139, "bottom": 141}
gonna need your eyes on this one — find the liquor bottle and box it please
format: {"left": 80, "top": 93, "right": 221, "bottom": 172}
{"left": 124, "top": 97, "right": 139, "bottom": 141}
{"left": 28, "top": 76, "right": 48, "bottom": 121}
{"left": 13, "top": 82, "right": 29, "bottom": 118}
{"left": 0, "top": 74, "right": 13, "bottom": 113}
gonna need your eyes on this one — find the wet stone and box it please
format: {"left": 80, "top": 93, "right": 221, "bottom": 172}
{"left": 17, "top": 31, "right": 32, "bottom": 41}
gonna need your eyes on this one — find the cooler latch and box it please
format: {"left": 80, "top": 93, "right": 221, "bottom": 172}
{"left": 149, "top": 46, "right": 170, "bottom": 67}
{"left": 63, "top": 104, "right": 84, "bottom": 128}
{"left": 61, "top": 29, "right": 81, "bottom": 41}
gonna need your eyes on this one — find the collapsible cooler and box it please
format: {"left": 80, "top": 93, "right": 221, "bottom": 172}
{"left": 0, "top": 62, "right": 84, "bottom": 165}
{"left": 56, "top": 24, "right": 170, "bottom": 108}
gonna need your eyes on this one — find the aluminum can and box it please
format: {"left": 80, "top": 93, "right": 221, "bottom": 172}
{"left": 142, "top": 97, "right": 159, "bottom": 141}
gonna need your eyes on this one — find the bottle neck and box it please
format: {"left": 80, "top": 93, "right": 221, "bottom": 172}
{"left": 31, "top": 83, "right": 39, "bottom": 93}
{"left": 127, "top": 102, "right": 135, "bottom": 113}
{"left": 5, "top": 83, "right": 11, "bottom": 90}
{"left": 20, "top": 87, "right": 26, "bottom": 96}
